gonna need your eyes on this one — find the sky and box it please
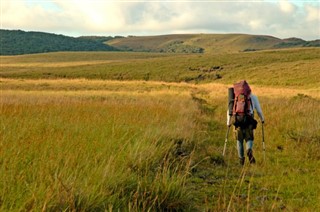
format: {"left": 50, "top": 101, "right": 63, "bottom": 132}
{"left": 1, "top": 0, "right": 319, "bottom": 40}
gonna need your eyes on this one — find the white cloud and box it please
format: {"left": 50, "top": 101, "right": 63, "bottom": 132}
{"left": 279, "top": 0, "right": 296, "bottom": 13}
{"left": 1, "top": 0, "right": 319, "bottom": 40}
{"left": 305, "top": 4, "right": 320, "bottom": 22}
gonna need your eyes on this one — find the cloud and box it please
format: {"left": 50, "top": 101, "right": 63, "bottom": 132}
{"left": 1, "top": 0, "right": 319, "bottom": 40}
{"left": 279, "top": 0, "right": 296, "bottom": 13}
{"left": 305, "top": 4, "right": 320, "bottom": 22}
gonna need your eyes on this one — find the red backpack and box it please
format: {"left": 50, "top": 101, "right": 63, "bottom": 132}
{"left": 232, "top": 80, "right": 252, "bottom": 126}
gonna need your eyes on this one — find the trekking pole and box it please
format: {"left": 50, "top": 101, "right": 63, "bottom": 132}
{"left": 262, "top": 122, "right": 266, "bottom": 162}
{"left": 223, "top": 125, "right": 231, "bottom": 156}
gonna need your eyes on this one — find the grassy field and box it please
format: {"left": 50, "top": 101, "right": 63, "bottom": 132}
{"left": 1, "top": 80, "right": 203, "bottom": 211}
{"left": 1, "top": 49, "right": 320, "bottom": 211}
{"left": 1, "top": 48, "right": 319, "bottom": 87}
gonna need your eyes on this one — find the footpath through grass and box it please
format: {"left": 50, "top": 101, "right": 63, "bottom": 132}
{"left": 190, "top": 85, "right": 320, "bottom": 211}
{"left": 1, "top": 78, "right": 319, "bottom": 211}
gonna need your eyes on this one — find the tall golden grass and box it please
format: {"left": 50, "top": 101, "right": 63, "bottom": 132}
{"left": 1, "top": 75, "right": 319, "bottom": 210}
{"left": 0, "top": 80, "right": 203, "bottom": 211}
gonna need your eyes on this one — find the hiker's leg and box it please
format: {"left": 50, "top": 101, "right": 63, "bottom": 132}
{"left": 245, "top": 127, "right": 255, "bottom": 163}
{"left": 235, "top": 127, "right": 245, "bottom": 164}
{"left": 246, "top": 140, "right": 255, "bottom": 163}
{"left": 238, "top": 141, "right": 245, "bottom": 165}
{"left": 246, "top": 140, "right": 253, "bottom": 151}
{"left": 237, "top": 140, "right": 244, "bottom": 158}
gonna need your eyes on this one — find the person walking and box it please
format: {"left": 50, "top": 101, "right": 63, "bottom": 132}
{"left": 227, "top": 80, "right": 265, "bottom": 165}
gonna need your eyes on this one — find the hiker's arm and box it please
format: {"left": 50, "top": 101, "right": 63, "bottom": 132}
{"left": 252, "top": 95, "right": 265, "bottom": 122}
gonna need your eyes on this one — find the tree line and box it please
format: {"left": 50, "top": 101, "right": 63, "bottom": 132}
{"left": 0, "top": 29, "right": 120, "bottom": 55}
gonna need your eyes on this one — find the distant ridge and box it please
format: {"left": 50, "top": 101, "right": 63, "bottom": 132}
{"left": 1, "top": 29, "right": 319, "bottom": 55}
{"left": 0, "top": 29, "right": 118, "bottom": 55}
{"left": 107, "top": 34, "right": 320, "bottom": 53}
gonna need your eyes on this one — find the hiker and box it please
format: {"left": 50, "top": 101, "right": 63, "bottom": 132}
{"left": 227, "top": 80, "right": 265, "bottom": 165}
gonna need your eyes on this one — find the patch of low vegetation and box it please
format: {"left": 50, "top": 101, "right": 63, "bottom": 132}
{"left": 243, "top": 48, "right": 259, "bottom": 52}
{"left": 78, "top": 35, "right": 124, "bottom": 43}
{"left": 159, "top": 40, "right": 204, "bottom": 53}
{"left": 273, "top": 38, "right": 320, "bottom": 48}
{"left": 303, "top": 40, "right": 320, "bottom": 47}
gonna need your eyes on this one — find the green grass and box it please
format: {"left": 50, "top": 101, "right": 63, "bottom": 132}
{"left": 1, "top": 48, "right": 319, "bottom": 88}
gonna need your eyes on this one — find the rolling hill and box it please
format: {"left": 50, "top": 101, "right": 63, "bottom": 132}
{"left": 1, "top": 29, "right": 319, "bottom": 55}
{"left": 106, "top": 34, "right": 320, "bottom": 53}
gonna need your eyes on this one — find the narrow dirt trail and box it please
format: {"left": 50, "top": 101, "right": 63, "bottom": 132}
{"left": 188, "top": 85, "right": 320, "bottom": 211}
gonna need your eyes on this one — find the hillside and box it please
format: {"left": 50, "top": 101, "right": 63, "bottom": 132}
{"left": 107, "top": 34, "right": 204, "bottom": 53}
{"left": 0, "top": 29, "right": 118, "bottom": 55}
{"left": 2, "top": 29, "right": 319, "bottom": 55}
{"left": 107, "top": 34, "right": 320, "bottom": 53}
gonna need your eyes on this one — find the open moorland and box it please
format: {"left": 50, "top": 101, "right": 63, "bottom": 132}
{"left": 1, "top": 48, "right": 320, "bottom": 211}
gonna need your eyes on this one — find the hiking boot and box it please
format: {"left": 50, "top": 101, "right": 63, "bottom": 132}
{"left": 239, "top": 157, "right": 245, "bottom": 166}
{"left": 247, "top": 149, "right": 256, "bottom": 164}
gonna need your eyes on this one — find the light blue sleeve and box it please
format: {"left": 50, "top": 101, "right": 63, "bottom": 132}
{"left": 251, "top": 95, "right": 265, "bottom": 122}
